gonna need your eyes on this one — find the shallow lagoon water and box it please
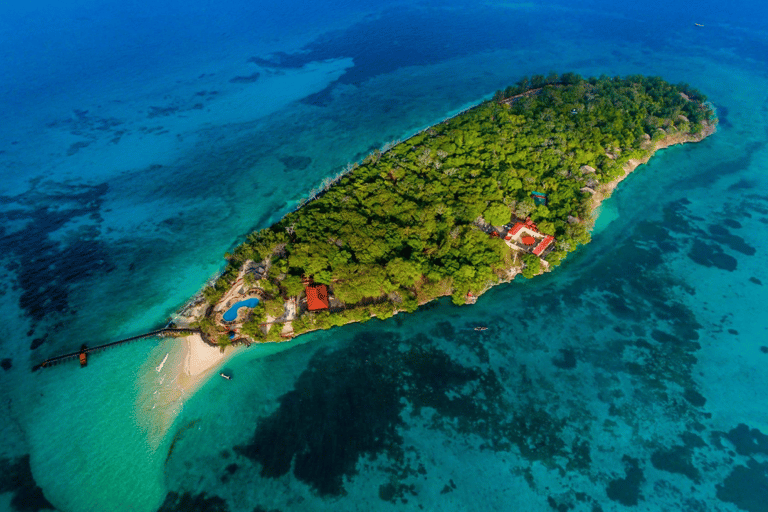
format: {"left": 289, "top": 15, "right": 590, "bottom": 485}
{"left": 1, "top": 1, "right": 767, "bottom": 511}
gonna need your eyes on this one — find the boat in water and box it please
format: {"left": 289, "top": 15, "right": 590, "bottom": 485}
{"left": 220, "top": 372, "right": 232, "bottom": 380}
{"left": 474, "top": 326, "right": 488, "bottom": 331}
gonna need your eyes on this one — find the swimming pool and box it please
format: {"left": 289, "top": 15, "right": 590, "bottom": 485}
{"left": 222, "top": 298, "right": 260, "bottom": 322}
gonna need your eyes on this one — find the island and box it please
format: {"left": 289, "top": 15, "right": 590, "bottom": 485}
{"left": 175, "top": 73, "right": 716, "bottom": 348}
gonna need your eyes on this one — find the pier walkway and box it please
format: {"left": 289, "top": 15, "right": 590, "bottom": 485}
{"left": 32, "top": 328, "right": 201, "bottom": 371}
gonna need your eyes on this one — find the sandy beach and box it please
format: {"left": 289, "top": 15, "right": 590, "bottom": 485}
{"left": 135, "top": 333, "right": 239, "bottom": 447}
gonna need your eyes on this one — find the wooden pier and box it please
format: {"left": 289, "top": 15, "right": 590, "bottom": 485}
{"left": 32, "top": 328, "right": 201, "bottom": 371}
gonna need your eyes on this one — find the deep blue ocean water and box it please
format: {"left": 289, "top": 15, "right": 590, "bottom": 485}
{"left": 1, "top": 1, "right": 767, "bottom": 511}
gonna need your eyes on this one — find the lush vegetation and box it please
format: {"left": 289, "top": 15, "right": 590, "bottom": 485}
{"left": 204, "top": 74, "right": 715, "bottom": 340}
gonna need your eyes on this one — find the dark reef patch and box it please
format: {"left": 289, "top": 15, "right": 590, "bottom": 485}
{"left": 727, "top": 178, "right": 757, "bottom": 191}
{"left": 378, "top": 481, "right": 417, "bottom": 503}
{"left": 66, "top": 141, "right": 91, "bottom": 156}
{"left": 716, "top": 460, "right": 768, "bottom": 512}
{"left": 229, "top": 72, "right": 261, "bottom": 84}
{"left": 1, "top": 358, "right": 12, "bottom": 370}
{"left": 683, "top": 388, "right": 706, "bottom": 407}
{"left": 220, "top": 463, "right": 239, "bottom": 483}
{"left": 707, "top": 225, "right": 756, "bottom": 255}
{"left": 606, "top": 455, "right": 644, "bottom": 506}
{"left": 46, "top": 109, "right": 123, "bottom": 134}
{"left": 0, "top": 455, "right": 56, "bottom": 512}
{"left": 235, "top": 331, "right": 406, "bottom": 496}
{"left": 147, "top": 106, "right": 180, "bottom": 118}
{"left": 156, "top": 491, "right": 229, "bottom": 512}
{"left": 0, "top": 181, "right": 113, "bottom": 326}
{"left": 650, "top": 329, "right": 677, "bottom": 344}
{"left": 234, "top": 329, "right": 559, "bottom": 496}
{"left": 650, "top": 443, "right": 701, "bottom": 482}
{"left": 30, "top": 336, "right": 47, "bottom": 350}
{"left": 750, "top": 277, "right": 762, "bottom": 285}
{"left": 278, "top": 155, "right": 313, "bottom": 172}
{"left": 552, "top": 348, "right": 577, "bottom": 369}
{"left": 687, "top": 240, "right": 737, "bottom": 271}
{"left": 566, "top": 439, "right": 592, "bottom": 472}
{"left": 718, "top": 424, "right": 768, "bottom": 457}
{"left": 527, "top": 200, "right": 706, "bottom": 425}
{"left": 661, "top": 199, "right": 701, "bottom": 235}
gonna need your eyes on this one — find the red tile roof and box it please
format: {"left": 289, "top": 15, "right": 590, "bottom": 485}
{"left": 509, "top": 222, "right": 525, "bottom": 236}
{"left": 306, "top": 284, "right": 329, "bottom": 311}
{"left": 532, "top": 235, "right": 554, "bottom": 256}
{"left": 521, "top": 235, "right": 536, "bottom": 246}
{"left": 525, "top": 218, "right": 539, "bottom": 232}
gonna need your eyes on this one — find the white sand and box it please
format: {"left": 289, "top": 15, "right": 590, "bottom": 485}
{"left": 184, "top": 334, "right": 228, "bottom": 376}
{"left": 135, "top": 334, "right": 239, "bottom": 446}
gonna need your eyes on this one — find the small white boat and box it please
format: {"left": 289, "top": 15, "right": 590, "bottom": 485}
{"left": 220, "top": 372, "right": 231, "bottom": 380}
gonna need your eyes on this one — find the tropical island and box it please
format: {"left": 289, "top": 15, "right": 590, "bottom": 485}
{"left": 178, "top": 73, "right": 716, "bottom": 348}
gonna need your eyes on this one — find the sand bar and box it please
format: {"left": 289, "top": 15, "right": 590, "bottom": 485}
{"left": 135, "top": 333, "right": 239, "bottom": 446}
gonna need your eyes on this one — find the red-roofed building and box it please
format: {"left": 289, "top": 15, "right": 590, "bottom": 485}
{"left": 521, "top": 235, "right": 536, "bottom": 246}
{"left": 532, "top": 235, "right": 554, "bottom": 256}
{"left": 305, "top": 284, "right": 329, "bottom": 311}
{"left": 508, "top": 222, "right": 525, "bottom": 237}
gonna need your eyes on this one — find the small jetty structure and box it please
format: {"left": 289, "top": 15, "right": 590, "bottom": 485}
{"left": 32, "top": 328, "right": 201, "bottom": 371}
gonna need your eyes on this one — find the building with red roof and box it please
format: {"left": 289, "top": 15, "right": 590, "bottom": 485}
{"left": 532, "top": 235, "right": 554, "bottom": 256}
{"left": 305, "top": 284, "right": 330, "bottom": 311}
{"left": 507, "top": 222, "right": 524, "bottom": 238}
{"left": 503, "top": 217, "right": 554, "bottom": 258}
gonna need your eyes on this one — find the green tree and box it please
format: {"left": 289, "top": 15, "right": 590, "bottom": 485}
{"left": 385, "top": 258, "right": 422, "bottom": 287}
{"left": 521, "top": 253, "right": 541, "bottom": 278}
{"left": 263, "top": 299, "right": 285, "bottom": 318}
{"left": 484, "top": 202, "right": 512, "bottom": 226}
{"left": 282, "top": 275, "right": 305, "bottom": 297}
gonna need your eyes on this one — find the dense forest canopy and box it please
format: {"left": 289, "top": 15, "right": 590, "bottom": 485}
{"left": 201, "top": 73, "right": 715, "bottom": 341}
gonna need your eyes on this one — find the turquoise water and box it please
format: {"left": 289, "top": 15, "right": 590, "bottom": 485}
{"left": 1, "top": 1, "right": 767, "bottom": 511}
{"left": 222, "top": 298, "right": 260, "bottom": 322}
